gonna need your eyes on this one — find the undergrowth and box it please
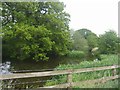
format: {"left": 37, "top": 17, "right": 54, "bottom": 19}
{"left": 45, "top": 54, "right": 119, "bottom": 88}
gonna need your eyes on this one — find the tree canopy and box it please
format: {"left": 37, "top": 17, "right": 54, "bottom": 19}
{"left": 2, "top": 2, "right": 71, "bottom": 61}
{"left": 72, "top": 29, "right": 98, "bottom": 51}
{"left": 98, "top": 30, "right": 118, "bottom": 54}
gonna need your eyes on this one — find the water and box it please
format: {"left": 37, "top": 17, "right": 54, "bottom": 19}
{"left": 1, "top": 57, "right": 83, "bottom": 89}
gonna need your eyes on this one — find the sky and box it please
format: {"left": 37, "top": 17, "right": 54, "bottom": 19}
{"left": 60, "top": 0, "right": 119, "bottom": 36}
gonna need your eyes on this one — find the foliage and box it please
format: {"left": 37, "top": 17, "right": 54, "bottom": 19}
{"left": 2, "top": 2, "right": 71, "bottom": 61}
{"left": 76, "top": 28, "right": 98, "bottom": 49}
{"left": 72, "top": 30, "right": 89, "bottom": 53}
{"left": 72, "top": 28, "right": 99, "bottom": 59}
{"left": 57, "top": 54, "right": 118, "bottom": 69}
{"left": 93, "top": 79, "right": 119, "bottom": 88}
{"left": 45, "top": 54, "right": 119, "bottom": 86}
{"left": 73, "top": 79, "right": 119, "bottom": 88}
{"left": 66, "top": 51, "right": 85, "bottom": 59}
{"left": 2, "top": 23, "right": 53, "bottom": 61}
{"left": 99, "top": 30, "right": 118, "bottom": 54}
{"left": 116, "top": 37, "right": 120, "bottom": 54}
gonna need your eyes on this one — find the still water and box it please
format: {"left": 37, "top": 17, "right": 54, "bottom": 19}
{"left": 1, "top": 57, "right": 83, "bottom": 89}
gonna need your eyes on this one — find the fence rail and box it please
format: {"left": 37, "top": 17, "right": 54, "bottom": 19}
{"left": 0, "top": 65, "right": 120, "bottom": 88}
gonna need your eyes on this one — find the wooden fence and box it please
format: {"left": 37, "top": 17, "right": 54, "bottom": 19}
{"left": 0, "top": 65, "right": 120, "bottom": 88}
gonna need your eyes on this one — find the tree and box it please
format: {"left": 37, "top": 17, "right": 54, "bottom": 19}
{"left": 72, "top": 30, "right": 89, "bottom": 53}
{"left": 99, "top": 30, "right": 118, "bottom": 54}
{"left": 2, "top": 23, "right": 54, "bottom": 61}
{"left": 77, "top": 28, "right": 98, "bottom": 49}
{"left": 73, "top": 29, "right": 99, "bottom": 58}
{"left": 2, "top": 2, "right": 71, "bottom": 61}
{"left": 117, "top": 37, "right": 120, "bottom": 54}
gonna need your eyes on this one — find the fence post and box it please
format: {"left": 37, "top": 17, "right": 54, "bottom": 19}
{"left": 67, "top": 69, "right": 73, "bottom": 89}
{"left": 112, "top": 65, "right": 117, "bottom": 76}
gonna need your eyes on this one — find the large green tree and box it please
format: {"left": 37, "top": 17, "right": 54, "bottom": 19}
{"left": 98, "top": 30, "right": 118, "bottom": 54}
{"left": 2, "top": 2, "right": 71, "bottom": 61}
{"left": 2, "top": 23, "right": 53, "bottom": 61}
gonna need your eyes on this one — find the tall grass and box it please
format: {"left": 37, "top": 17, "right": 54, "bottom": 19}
{"left": 73, "top": 79, "right": 119, "bottom": 88}
{"left": 45, "top": 54, "right": 119, "bottom": 87}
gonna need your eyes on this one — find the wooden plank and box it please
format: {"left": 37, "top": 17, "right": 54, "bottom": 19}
{"left": 72, "top": 65, "right": 120, "bottom": 74}
{"left": 41, "top": 75, "right": 119, "bottom": 88}
{"left": 67, "top": 74, "right": 72, "bottom": 83}
{"left": 0, "top": 65, "right": 119, "bottom": 80}
{"left": 0, "top": 69, "right": 72, "bottom": 80}
{"left": 67, "top": 73, "right": 72, "bottom": 88}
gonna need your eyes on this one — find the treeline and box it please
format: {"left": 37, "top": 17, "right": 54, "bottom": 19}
{"left": 1, "top": 2, "right": 120, "bottom": 61}
{"left": 69, "top": 29, "right": 120, "bottom": 59}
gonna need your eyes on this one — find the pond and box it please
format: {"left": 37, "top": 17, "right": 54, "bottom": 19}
{"left": 1, "top": 57, "right": 84, "bottom": 89}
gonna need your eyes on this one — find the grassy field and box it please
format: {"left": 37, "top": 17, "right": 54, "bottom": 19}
{"left": 45, "top": 54, "right": 119, "bottom": 88}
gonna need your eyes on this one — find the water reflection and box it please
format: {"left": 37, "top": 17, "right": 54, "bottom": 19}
{"left": 0, "top": 61, "right": 12, "bottom": 74}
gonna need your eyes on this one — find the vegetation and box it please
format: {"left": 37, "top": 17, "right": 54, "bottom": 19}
{"left": 72, "top": 30, "right": 89, "bottom": 52}
{"left": 99, "top": 30, "right": 118, "bottom": 54}
{"left": 73, "top": 79, "right": 119, "bottom": 88}
{"left": 66, "top": 51, "right": 85, "bottom": 59}
{"left": 72, "top": 29, "right": 99, "bottom": 60}
{"left": 2, "top": 2, "right": 71, "bottom": 61}
{"left": 45, "top": 54, "right": 119, "bottom": 87}
{"left": 93, "top": 79, "right": 119, "bottom": 88}
{"left": 1, "top": 1, "right": 119, "bottom": 89}
{"left": 1, "top": 1, "right": 119, "bottom": 62}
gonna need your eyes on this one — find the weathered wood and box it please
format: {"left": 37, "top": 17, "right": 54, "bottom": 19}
{"left": 0, "top": 69, "right": 72, "bottom": 80}
{"left": 67, "top": 73, "right": 72, "bottom": 89}
{"left": 41, "top": 75, "right": 119, "bottom": 88}
{"left": 0, "top": 65, "right": 120, "bottom": 80}
{"left": 112, "top": 65, "right": 117, "bottom": 76}
{"left": 72, "top": 65, "right": 120, "bottom": 74}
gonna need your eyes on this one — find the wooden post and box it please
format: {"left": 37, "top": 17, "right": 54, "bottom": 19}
{"left": 112, "top": 65, "right": 117, "bottom": 76}
{"left": 67, "top": 70, "right": 73, "bottom": 90}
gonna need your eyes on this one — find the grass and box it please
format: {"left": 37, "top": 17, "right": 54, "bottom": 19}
{"left": 45, "top": 54, "right": 119, "bottom": 88}
{"left": 66, "top": 51, "right": 85, "bottom": 59}
{"left": 57, "top": 54, "right": 118, "bottom": 70}
{"left": 94, "top": 79, "right": 119, "bottom": 88}
{"left": 73, "top": 79, "right": 119, "bottom": 88}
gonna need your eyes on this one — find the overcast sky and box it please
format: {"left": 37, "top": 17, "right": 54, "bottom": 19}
{"left": 60, "top": 0, "right": 119, "bottom": 35}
